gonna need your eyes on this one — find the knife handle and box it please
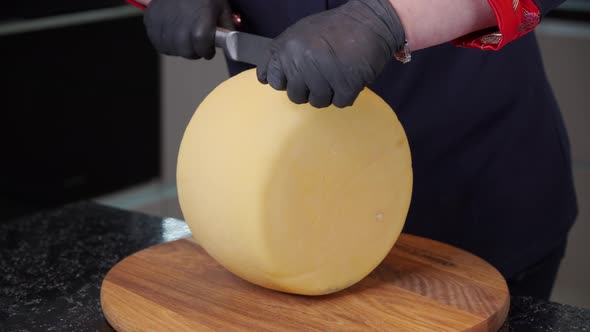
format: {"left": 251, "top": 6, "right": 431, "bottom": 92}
{"left": 126, "top": 0, "right": 147, "bottom": 9}
{"left": 214, "top": 28, "right": 234, "bottom": 47}
{"left": 214, "top": 28, "right": 239, "bottom": 60}
{"left": 125, "top": 0, "right": 242, "bottom": 27}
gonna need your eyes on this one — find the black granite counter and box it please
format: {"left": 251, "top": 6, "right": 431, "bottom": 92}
{"left": 1, "top": 201, "right": 589, "bottom": 332}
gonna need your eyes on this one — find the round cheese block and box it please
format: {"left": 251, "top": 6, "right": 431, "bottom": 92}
{"left": 177, "top": 69, "right": 413, "bottom": 295}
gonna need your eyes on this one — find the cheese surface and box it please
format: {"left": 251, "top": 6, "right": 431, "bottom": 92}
{"left": 177, "top": 69, "right": 412, "bottom": 295}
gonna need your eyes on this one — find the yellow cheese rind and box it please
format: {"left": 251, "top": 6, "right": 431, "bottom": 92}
{"left": 177, "top": 69, "right": 412, "bottom": 295}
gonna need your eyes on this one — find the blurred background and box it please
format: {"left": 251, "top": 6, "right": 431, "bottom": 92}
{"left": 1, "top": 0, "right": 588, "bottom": 308}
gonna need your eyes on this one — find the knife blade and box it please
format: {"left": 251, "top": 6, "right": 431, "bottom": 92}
{"left": 215, "top": 28, "right": 271, "bottom": 67}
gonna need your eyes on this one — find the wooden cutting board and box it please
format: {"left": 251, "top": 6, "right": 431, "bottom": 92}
{"left": 101, "top": 234, "right": 509, "bottom": 331}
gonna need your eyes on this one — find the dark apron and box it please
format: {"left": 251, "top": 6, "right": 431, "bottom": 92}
{"left": 226, "top": 0, "right": 578, "bottom": 278}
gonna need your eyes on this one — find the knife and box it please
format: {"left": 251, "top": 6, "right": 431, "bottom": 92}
{"left": 125, "top": 0, "right": 271, "bottom": 67}
{"left": 214, "top": 28, "right": 271, "bottom": 67}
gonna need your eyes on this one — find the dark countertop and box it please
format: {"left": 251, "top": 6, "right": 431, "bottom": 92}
{"left": 1, "top": 201, "right": 589, "bottom": 332}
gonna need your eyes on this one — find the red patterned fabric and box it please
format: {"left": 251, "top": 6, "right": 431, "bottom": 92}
{"left": 452, "top": 0, "right": 541, "bottom": 50}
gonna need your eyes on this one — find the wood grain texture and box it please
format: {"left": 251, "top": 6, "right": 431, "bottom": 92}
{"left": 101, "top": 234, "right": 509, "bottom": 331}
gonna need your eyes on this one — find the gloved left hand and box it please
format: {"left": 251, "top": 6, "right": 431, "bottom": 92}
{"left": 257, "top": 0, "right": 407, "bottom": 108}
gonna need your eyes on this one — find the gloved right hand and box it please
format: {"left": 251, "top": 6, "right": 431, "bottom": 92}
{"left": 143, "top": 0, "right": 234, "bottom": 59}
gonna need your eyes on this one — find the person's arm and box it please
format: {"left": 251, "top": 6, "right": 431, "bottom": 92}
{"left": 132, "top": 0, "right": 563, "bottom": 108}
{"left": 393, "top": 0, "right": 566, "bottom": 51}
{"left": 130, "top": 0, "right": 234, "bottom": 59}
{"left": 255, "top": 0, "right": 508, "bottom": 108}
{"left": 388, "top": 0, "right": 496, "bottom": 51}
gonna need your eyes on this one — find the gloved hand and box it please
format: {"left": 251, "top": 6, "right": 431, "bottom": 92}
{"left": 143, "top": 0, "right": 234, "bottom": 59}
{"left": 257, "top": 0, "right": 407, "bottom": 108}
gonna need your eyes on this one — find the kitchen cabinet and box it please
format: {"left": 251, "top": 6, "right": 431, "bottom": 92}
{"left": 0, "top": 6, "right": 160, "bottom": 221}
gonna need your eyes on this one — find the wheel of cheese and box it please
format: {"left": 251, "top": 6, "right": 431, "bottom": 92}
{"left": 177, "top": 69, "right": 412, "bottom": 295}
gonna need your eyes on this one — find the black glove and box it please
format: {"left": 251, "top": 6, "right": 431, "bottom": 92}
{"left": 143, "top": 0, "right": 234, "bottom": 59}
{"left": 257, "top": 0, "right": 406, "bottom": 108}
